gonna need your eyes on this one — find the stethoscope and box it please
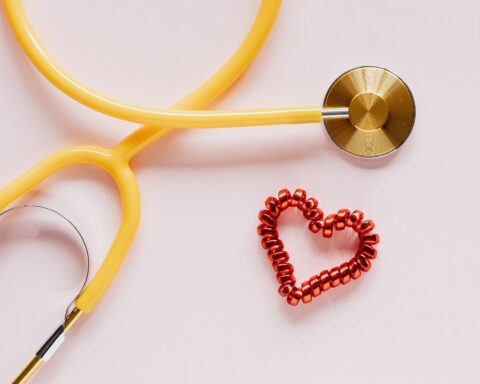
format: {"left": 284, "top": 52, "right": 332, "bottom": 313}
{"left": 1, "top": 0, "right": 416, "bottom": 382}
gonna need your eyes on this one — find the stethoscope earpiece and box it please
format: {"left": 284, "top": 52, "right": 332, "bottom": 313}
{"left": 324, "top": 66, "right": 416, "bottom": 158}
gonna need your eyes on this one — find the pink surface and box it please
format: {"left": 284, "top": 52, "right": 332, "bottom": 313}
{"left": 1, "top": 0, "right": 479, "bottom": 383}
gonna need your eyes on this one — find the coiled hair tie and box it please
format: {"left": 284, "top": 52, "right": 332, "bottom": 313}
{"left": 258, "top": 189, "right": 380, "bottom": 306}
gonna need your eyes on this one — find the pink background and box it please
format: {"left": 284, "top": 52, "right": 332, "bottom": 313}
{"left": 1, "top": 0, "right": 479, "bottom": 383}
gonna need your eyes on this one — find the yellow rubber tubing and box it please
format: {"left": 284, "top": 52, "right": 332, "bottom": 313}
{"left": 116, "top": 0, "right": 284, "bottom": 160}
{"left": 0, "top": 0, "right": 282, "bottom": 313}
{"left": 2, "top": 0, "right": 322, "bottom": 130}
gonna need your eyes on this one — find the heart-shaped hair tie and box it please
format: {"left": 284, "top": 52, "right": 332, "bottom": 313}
{"left": 257, "top": 188, "right": 380, "bottom": 306}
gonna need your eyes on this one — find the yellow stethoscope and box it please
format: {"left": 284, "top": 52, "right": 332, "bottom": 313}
{"left": 2, "top": 0, "right": 416, "bottom": 382}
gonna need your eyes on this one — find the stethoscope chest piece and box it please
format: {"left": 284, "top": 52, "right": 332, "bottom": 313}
{"left": 324, "top": 66, "right": 416, "bottom": 158}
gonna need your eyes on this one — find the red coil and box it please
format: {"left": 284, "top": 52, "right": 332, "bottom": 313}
{"left": 257, "top": 188, "right": 380, "bottom": 306}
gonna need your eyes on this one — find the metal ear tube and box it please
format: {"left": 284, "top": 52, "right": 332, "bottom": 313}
{"left": 0, "top": 206, "right": 89, "bottom": 384}
{"left": 13, "top": 309, "right": 84, "bottom": 384}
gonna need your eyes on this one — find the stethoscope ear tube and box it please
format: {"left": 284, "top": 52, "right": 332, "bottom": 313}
{"left": 0, "top": 205, "right": 88, "bottom": 384}
{"left": 15, "top": 325, "right": 65, "bottom": 383}
{"left": 36, "top": 325, "right": 65, "bottom": 362}
{"left": 12, "top": 308, "right": 84, "bottom": 384}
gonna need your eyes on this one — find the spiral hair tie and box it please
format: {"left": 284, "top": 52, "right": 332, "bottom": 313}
{"left": 257, "top": 189, "right": 380, "bottom": 306}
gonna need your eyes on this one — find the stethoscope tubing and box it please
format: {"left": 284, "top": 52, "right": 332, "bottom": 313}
{"left": 3, "top": 0, "right": 330, "bottom": 130}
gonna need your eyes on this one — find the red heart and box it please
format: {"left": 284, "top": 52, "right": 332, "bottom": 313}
{"left": 257, "top": 188, "right": 380, "bottom": 306}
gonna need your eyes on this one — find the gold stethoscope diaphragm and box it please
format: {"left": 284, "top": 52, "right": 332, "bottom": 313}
{"left": 324, "top": 66, "right": 416, "bottom": 158}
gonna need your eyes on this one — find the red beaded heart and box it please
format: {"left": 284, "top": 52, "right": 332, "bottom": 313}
{"left": 257, "top": 188, "right": 380, "bottom": 306}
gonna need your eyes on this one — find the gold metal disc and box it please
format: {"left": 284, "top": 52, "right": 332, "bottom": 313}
{"left": 323, "top": 66, "right": 416, "bottom": 158}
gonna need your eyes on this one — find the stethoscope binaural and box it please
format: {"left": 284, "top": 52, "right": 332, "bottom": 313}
{"left": 1, "top": 0, "right": 416, "bottom": 382}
